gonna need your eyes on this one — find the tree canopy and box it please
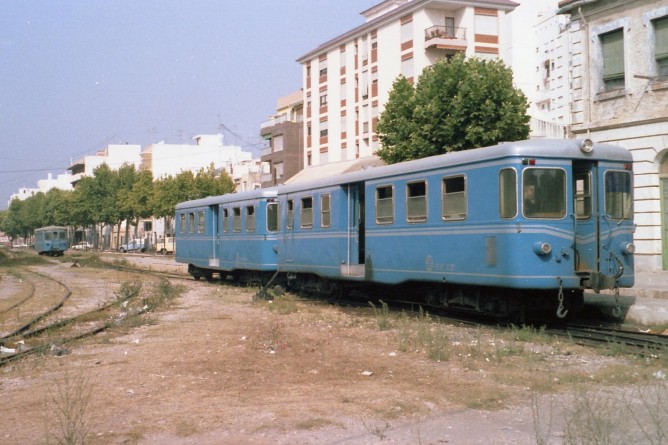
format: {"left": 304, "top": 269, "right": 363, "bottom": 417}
{"left": 0, "top": 164, "right": 235, "bottom": 241}
{"left": 376, "top": 55, "right": 530, "bottom": 164}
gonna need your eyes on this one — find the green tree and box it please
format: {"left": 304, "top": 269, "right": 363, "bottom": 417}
{"left": 377, "top": 55, "right": 530, "bottom": 163}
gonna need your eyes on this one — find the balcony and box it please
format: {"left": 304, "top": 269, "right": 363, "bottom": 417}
{"left": 424, "top": 25, "right": 467, "bottom": 53}
{"left": 260, "top": 115, "right": 303, "bottom": 131}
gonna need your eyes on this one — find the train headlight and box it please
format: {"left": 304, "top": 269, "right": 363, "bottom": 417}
{"left": 579, "top": 139, "right": 594, "bottom": 153}
{"left": 533, "top": 241, "right": 552, "bottom": 256}
{"left": 621, "top": 242, "right": 635, "bottom": 255}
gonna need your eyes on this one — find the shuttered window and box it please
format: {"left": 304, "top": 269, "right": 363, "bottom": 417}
{"left": 600, "top": 28, "right": 625, "bottom": 91}
{"left": 655, "top": 16, "right": 668, "bottom": 79}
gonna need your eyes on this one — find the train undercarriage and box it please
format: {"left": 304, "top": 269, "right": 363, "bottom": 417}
{"left": 187, "top": 264, "right": 586, "bottom": 321}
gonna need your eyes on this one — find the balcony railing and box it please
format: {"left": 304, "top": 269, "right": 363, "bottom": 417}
{"left": 424, "top": 25, "right": 467, "bottom": 51}
{"left": 260, "top": 114, "right": 303, "bottom": 130}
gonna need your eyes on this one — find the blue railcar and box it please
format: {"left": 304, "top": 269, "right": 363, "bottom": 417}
{"left": 175, "top": 188, "right": 279, "bottom": 282}
{"left": 33, "top": 226, "right": 69, "bottom": 256}
{"left": 177, "top": 139, "right": 635, "bottom": 318}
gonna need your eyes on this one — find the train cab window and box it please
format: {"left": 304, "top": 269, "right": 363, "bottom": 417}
{"left": 222, "top": 208, "right": 229, "bottom": 233}
{"left": 442, "top": 175, "right": 466, "bottom": 220}
{"left": 376, "top": 185, "right": 394, "bottom": 224}
{"left": 267, "top": 203, "right": 279, "bottom": 232}
{"left": 499, "top": 169, "right": 517, "bottom": 218}
{"left": 523, "top": 168, "right": 566, "bottom": 219}
{"left": 179, "top": 213, "right": 186, "bottom": 234}
{"left": 605, "top": 170, "right": 632, "bottom": 220}
{"left": 198, "top": 211, "right": 205, "bottom": 234}
{"left": 246, "top": 206, "right": 255, "bottom": 232}
{"left": 233, "top": 207, "right": 241, "bottom": 232}
{"left": 286, "top": 199, "right": 294, "bottom": 230}
{"left": 189, "top": 213, "right": 195, "bottom": 233}
{"left": 321, "top": 194, "right": 331, "bottom": 228}
{"left": 575, "top": 172, "right": 592, "bottom": 219}
{"left": 45, "top": 232, "right": 52, "bottom": 240}
{"left": 301, "top": 197, "right": 313, "bottom": 228}
{"left": 407, "top": 181, "right": 427, "bottom": 223}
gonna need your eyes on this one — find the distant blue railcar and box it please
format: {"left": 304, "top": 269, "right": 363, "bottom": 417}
{"left": 33, "top": 226, "right": 69, "bottom": 256}
{"left": 175, "top": 188, "right": 279, "bottom": 282}
{"left": 177, "top": 139, "right": 635, "bottom": 318}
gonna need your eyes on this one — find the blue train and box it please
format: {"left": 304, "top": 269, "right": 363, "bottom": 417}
{"left": 176, "top": 139, "right": 635, "bottom": 319}
{"left": 33, "top": 226, "right": 69, "bottom": 256}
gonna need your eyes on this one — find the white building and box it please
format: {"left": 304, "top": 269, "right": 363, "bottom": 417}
{"left": 558, "top": 0, "right": 668, "bottom": 271}
{"left": 7, "top": 172, "right": 74, "bottom": 207}
{"left": 68, "top": 144, "right": 142, "bottom": 186}
{"left": 140, "top": 134, "right": 252, "bottom": 181}
{"left": 297, "top": 0, "right": 520, "bottom": 168}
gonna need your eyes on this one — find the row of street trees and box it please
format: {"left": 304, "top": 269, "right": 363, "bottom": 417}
{"left": 0, "top": 164, "right": 235, "bottom": 248}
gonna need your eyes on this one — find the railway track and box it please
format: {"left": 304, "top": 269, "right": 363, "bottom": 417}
{"left": 552, "top": 323, "right": 668, "bottom": 351}
{"left": 0, "top": 259, "right": 182, "bottom": 367}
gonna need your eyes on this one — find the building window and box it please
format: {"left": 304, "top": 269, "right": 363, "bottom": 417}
{"left": 376, "top": 185, "right": 394, "bottom": 224}
{"left": 441, "top": 176, "right": 466, "bottom": 221}
{"left": 499, "top": 169, "right": 517, "bottom": 218}
{"left": 301, "top": 197, "right": 313, "bottom": 228}
{"left": 401, "top": 16, "right": 413, "bottom": 43}
{"left": 600, "top": 28, "right": 625, "bottom": 91}
{"left": 319, "top": 93, "right": 328, "bottom": 106}
{"left": 287, "top": 199, "right": 294, "bottom": 230}
{"left": 273, "top": 134, "right": 284, "bottom": 152}
{"left": 245, "top": 206, "right": 255, "bottom": 232}
{"left": 406, "top": 180, "right": 427, "bottom": 223}
{"left": 655, "top": 16, "right": 668, "bottom": 80}
{"left": 321, "top": 194, "right": 331, "bottom": 228}
{"left": 401, "top": 56, "right": 414, "bottom": 79}
{"left": 233, "top": 207, "right": 241, "bottom": 232}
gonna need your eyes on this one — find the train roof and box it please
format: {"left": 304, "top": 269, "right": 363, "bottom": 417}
{"left": 35, "top": 226, "right": 68, "bottom": 231}
{"left": 176, "top": 187, "right": 278, "bottom": 210}
{"left": 277, "top": 139, "right": 632, "bottom": 194}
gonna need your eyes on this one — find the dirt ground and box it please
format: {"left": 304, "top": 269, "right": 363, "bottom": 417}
{"left": 1, "top": 254, "right": 667, "bottom": 444}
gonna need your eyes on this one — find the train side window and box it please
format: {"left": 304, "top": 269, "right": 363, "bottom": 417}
{"left": 407, "top": 181, "right": 427, "bottom": 223}
{"left": 499, "top": 169, "right": 517, "bottom": 218}
{"left": 46, "top": 232, "right": 52, "bottom": 240}
{"left": 180, "top": 213, "right": 186, "bottom": 234}
{"left": 287, "top": 199, "right": 294, "bottom": 230}
{"left": 198, "top": 210, "right": 205, "bottom": 234}
{"left": 442, "top": 175, "right": 466, "bottom": 221}
{"left": 267, "top": 203, "right": 279, "bottom": 232}
{"left": 321, "top": 194, "right": 331, "bottom": 228}
{"left": 301, "top": 197, "right": 313, "bottom": 228}
{"left": 222, "top": 208, "right": 229, "bottom": 233}
{"left": 523, "top": 168, "right": 566, "bottom": 218}
{"left": 376, "top": 185, "right": 394, "bottom": 224}
{"left": 246, "top": 206, "right": 255, "bottom": 232}
{"left": 189, "top": 213, "right": 195, "bottom": 233}
{"left": 575, "top": 172, "right": 592, "bottom": 219}
{"left": 605, "top": 170, "right": 632, "bottom": 220}
{"left": 233, "top": 207, "right": 241, "bottom": 232}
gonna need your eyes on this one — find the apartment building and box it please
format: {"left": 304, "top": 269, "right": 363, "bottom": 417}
{"left": 260, "top": 90, "right": 304, "bottom": 187}
{"left": 297, "top": 0, "right": 519, "bottom": 168}
{"left": 67, "top": 144, "right": 142, "bottom": 187}
{"left": 558, "top": 0, "right": 668, "bottom": 271}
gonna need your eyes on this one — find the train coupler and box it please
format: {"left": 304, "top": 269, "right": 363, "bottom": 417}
{"left": 556, "top": 277, "right": 568, "bottom": 319}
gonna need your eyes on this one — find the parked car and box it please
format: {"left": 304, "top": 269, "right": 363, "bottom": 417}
{"left": 71, "top": 241, "right": 93, "bottom": 251}
{"left": 119, "top": 239, "right": 145, "bottom": 253}
{"left": 156, "top": 236, "right": 175, "bottom": 255}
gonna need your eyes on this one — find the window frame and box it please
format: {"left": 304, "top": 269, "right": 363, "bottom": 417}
{"left": 441, "top": 175, "right": 467, "bottom": 221}
{"left": 499, "top": 168, "right": 518, "bottom": 219}
{"left": 222, "top": 208, "right": 229, "bottom": 233}
{"left": 522, "top": 167, "right": 567, "bottom": 219}
{"left": 406, "top": 180, "right": 427, "bottom": 223}
{"left": 375, "top": 184, "right": 394, "bottom": 225}
{"left": 267, "top": 202, "right": 279, "bottom": 232}
{"left": 286, "top": 199, "right": 294, "bottom": 230}
{"left": 600, "top": 28, "right": 625, "bottom": 92}
{"left": 197, "top": 210, "right": 205, "bottom": 234}
{"left": 232, "top": 207, "right": 241, "bottom": 232}
{"left": 245, "top": 205, "right": 255, "bottom": 232}
{"left": 604, "top": 170, "right": 633, "bottom": 220}
{"left": 321, "top": 194, "right": 331, "bottom": 228}
{"left": 188, "top": 212, "right": 195, "bottom": 234}
{"left": 300, "top": 196, "right": 314, "bottom": 229}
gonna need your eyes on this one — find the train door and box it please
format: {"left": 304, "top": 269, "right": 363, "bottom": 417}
{"left": 573, "top": 161, "right": 598, "bottom": 278}
{"left": 342, "top": 183, "right": 365, "bottom": 277}
{"left": 209, "top": 205, "right": 220, "bottom": 267}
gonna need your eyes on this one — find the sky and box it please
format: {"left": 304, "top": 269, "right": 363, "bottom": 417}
{"left": 0, "top": 0, "right": 377, "bottom": 209}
